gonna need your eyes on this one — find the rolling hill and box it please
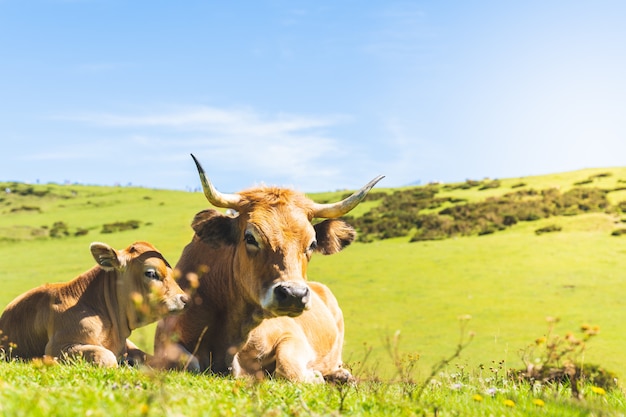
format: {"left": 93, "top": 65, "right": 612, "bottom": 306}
{"left": 1, "top": 167, "right": 626, "bottom": 379}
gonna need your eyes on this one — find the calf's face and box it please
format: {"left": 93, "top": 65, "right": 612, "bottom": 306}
{"left": 90, "top": 242, "right": 188, "bottom": 327}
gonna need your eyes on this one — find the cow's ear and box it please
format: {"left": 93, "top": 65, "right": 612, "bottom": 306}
{"left": 90, "top": 242, "right": 121, "bottom": 270}
{"left": 191, "top": 209, "right": 237, "bottom": 246}
{"left": 314, "top": 219, "right": 356, "bottom": 255}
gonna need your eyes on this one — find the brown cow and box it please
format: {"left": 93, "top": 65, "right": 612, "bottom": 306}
{"left": 232, "top": 281, "right": 352, "bottom": 383}
{"left": 0, "top": 241, "right": 188, "bottom": 367}
{"left": 152, "top": 154, "right": 382, "bottom": 380}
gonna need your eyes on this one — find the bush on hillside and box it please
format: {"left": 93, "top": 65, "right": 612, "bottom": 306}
{"left": 513, "top": 319, "right": 617, "bottom": 395}
{"left": 74, "top": 228, "right": 89, "bottom": 237}
{"left": 101, "top": 220, "right": 141, "bottom": 234}
{"left": 478, "top": 180, "right": 500, "bottom": 190}
{"left": 348, "top": 185, "right": 612, "bottom": 243}
{"left": 50, "top": 221, "right": 69, "bottom": 238}
{"left": 535, "top": 224, "right": 562, "bottom": 235}
{"left": 9, "top": 205, "right": 41, "bottom": 213}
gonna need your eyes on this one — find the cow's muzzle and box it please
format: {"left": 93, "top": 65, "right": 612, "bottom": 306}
{"left": 265, "top": 282, "right": 310, "bottom": 317}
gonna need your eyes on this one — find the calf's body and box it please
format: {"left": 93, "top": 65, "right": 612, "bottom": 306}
{"left": 0, "top": 241, "right": 187, "bottom": 366}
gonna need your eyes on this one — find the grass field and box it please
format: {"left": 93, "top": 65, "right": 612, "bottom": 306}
{"left": 0, "top": 358, "right": 624, "bottom": 416}
{"left": 1, "top": 168, "right": 626, "bottom": 415}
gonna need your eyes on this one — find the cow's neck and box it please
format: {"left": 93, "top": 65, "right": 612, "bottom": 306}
{"left": 202, "top": 254, "right": 266, "bottom": 371}
{"left": 214, "top": 267, "right": 264, "bottom": 346}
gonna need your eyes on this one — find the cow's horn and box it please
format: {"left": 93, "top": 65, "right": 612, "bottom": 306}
{"left": 191, "top": 154, "right": 243, "bottom": 209}
{"left": 311, "top": 175, "right": 385, "bottom": 218}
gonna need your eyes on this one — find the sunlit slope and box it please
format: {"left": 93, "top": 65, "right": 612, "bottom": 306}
{"left": 1, "top": 166, "right": 626, "bottom": 377}
{"left": 313, "top": 215, "right": 626, "bottom": 378}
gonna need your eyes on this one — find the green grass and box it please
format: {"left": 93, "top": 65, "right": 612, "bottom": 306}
{"left": 315, "top": 214, "right": 626, "bottom": 379}
{"left": 0, "top": 358, "right": 623, "bottom": 416}
{"left": 2, "top": 170, "right": 626, "bottom": 415}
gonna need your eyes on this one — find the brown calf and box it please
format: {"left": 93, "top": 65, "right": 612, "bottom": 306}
{"left": 0, "top": 241, "right": 188, "bottom": 366}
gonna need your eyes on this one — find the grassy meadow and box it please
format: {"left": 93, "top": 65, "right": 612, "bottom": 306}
{"left": 1, "top": 168, "right": 626, "bottom": 415}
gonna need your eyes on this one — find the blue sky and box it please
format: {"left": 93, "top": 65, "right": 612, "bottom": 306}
{"left": 2, "top": 1, "right": 626, "bottom": 192}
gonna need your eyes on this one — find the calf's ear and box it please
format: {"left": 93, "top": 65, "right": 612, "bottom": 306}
{"left": 191, "top": 209, "right": 237, "bottom": 246}
{"left": 314, "top": 219, "right": 356, "bottom": 255}
{"left": 90, "top": 242, "right": 121, "bottom": 270}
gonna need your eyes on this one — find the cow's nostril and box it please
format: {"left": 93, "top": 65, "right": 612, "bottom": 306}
{"left": 292, "top": 286, "right": 309, "bottom": 300}
{"left": 274, "top": 285, "right": 289, "bottom": 302}
{"left": 273, "top": 284, "right": 310, "bottom": 307}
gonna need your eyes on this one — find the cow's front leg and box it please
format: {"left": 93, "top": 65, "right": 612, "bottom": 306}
{"left": 324, "top": 366, "right": 354, "bottom": 384}
{"left": 274, "top": 337, "right": 324, "bottom": 383}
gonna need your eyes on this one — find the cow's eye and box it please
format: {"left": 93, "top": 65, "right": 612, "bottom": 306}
{"left": 244, "top": 231, "right": 258, "bottom": 247}
{"left": 308, "top": 240, "right": 318, "bottom": 252}
{"left": 144, "top": 269, "right": 159, "bottom": 280}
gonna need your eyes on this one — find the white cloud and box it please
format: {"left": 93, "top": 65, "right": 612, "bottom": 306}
{"left": 44, "top": 105, "right": 362, "bottom": 191}
{"left": 56, "top": 106, "right": 347, "bottom": 136}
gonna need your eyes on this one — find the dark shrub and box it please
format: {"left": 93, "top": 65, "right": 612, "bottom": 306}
{"left": 50, "top": 222, "right": 69, "bottom": 238}
{"left": 535, "top": 224, "right": 562, "bottom": 235}
{"left": 10, "top": 205, "right": 41, "bottom": 213}
{"left": 74, "top": 228, "right": 89, "bottom": 237}
{"left": 478, "top": 180, "right": 501, "bottom": 190}
{"left": 503, "top": 215, "right": 518, "bottom": 226}
{"left": 101, "top": 220, "right": 141, "bottom": 234}
{"left": 590, "top": 172, "right": 612, "bottom": 179}
{"left": 349, "top": 183, "right": 612, "bottom": 243}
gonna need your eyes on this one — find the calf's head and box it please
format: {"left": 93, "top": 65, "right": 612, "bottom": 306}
{"left": 190, "top": 154, "right": 383, "bottom": 318}
{"left": 90, "top": 241, "right": 188, "bottom": 327}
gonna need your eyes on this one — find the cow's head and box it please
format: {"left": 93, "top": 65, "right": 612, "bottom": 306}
{"left": 90, "top": 241, "right": 189, "bottom": 328}
{"left": 189, "top": 154, "right": 383, "bottom": 318}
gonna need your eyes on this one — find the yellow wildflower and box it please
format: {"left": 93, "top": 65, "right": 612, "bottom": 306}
{"left": 472, "top": 394, "right": 483, "bottom": 402}
{"left": 503, "top": 399, "right": 515, "bottom": 407}
{"left": 140, "top": 403, "right": 150, "bottom": 415}
{"left": 590, "top": 386, "right": 606, "bottom": 395}
{"left": 533, "top": 398, "right": 545, "bottom": 407}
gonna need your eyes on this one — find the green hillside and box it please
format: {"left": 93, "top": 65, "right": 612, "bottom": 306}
{"left": 1, "top": 167, "right": 626, "bottom": 380}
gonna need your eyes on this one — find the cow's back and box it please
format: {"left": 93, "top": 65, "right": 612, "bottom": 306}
{"left": 0, "top": 287, "right": 55, "bottom": 359}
